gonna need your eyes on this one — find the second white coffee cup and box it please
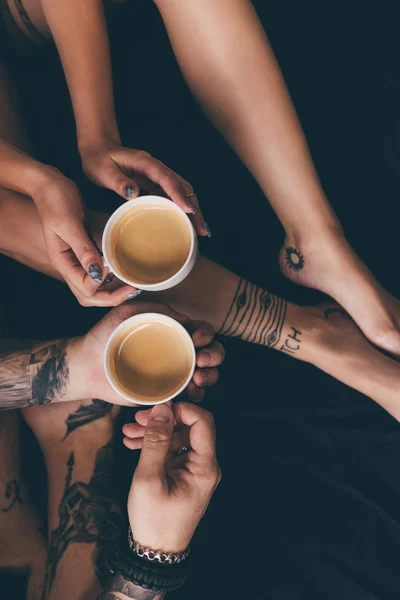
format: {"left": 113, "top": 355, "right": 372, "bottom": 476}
{"left": 102, "top": 195, "right": 198, "bottom": 292}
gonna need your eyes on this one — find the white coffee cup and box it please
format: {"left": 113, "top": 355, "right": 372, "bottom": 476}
{"left": 104, "top": 312, "right": 196, "bottom": 405}
{"left": 102, "top": 196, "right": 198, "bottom": 292}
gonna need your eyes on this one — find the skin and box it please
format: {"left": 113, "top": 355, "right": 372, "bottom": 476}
{"left": 20, "top": 399, "right": 218, "bottom": 599}
{"left": 0, "top": 301, "right": 224, "bottom": 410}
{"left": 2, "top": 194, "right": 400, "bottom": 422}
{"left": 7, "top": 0, "right": 400, "bottom": 357}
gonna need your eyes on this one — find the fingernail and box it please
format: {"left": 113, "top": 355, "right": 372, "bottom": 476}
{"left": 88, "top": 263, "right": 103, "bottom": 283}
{"left": 125, "top": 186, "right": 136, "bottom": 199}
{"left": 186, "top": 199, "right": 196, "bottom": 214}
{"left": 104, "top": 273, "right": 115, "bottom": 284}
{"left": 200, "top": 351, "right": 212, "bottom": 366}
{"left": 202, "top": 221, "right": 212, "bottom": 238}
{"left": 126, "top": 290, "right": 142, "bottom": 301}
{"left": 151, "top": 403, "right": 171, "bottom": 423}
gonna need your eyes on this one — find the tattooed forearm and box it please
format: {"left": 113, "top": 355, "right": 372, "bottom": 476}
{"left": 0, "top": 339, "right": 69, "bottom": 409}
{"left": 1, "top": 472, "right": 24, "bottom": 512}
{"left": 279, "top": 326, "right": 302, "bottom": 354}
{"left": 64, "top": 399, "right": 113, "bottom": 438}
{"left": 44, "top": 440, "right": 122, "bottom": 596}
{"left": 98, "top": 574, "right": 165, "bottom": 600}
{"left": 219, "top": 278, "right": 287, "bottom": 348}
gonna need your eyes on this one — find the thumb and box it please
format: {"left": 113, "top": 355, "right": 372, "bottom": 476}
{"left": 97, "top": 160, "right": 140, "bottom": 200}
{"left": 135, "top": 403, "right": 174, "bottom": 480}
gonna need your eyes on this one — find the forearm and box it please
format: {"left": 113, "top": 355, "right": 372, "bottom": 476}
{"left": 155, "top": 0, "right": 340, "bottom": 235}
{"left": 98, "top": 576, "right": 164, "bottom": 600}
{"left": 41, "top": 0, "right": 119, "bottom": 151}
{"left": 0, "top": 337, "right": 86, "bottom": 409}
{"left": 0, "top": 138, "right": 57, "bottom": 197}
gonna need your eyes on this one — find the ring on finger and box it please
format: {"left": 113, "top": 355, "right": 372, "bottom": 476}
{"left": 175, "top": 446, "right": 191, "bottom": 457}
{"left": 184, "top": 192, "right": 197, "bottom": 199}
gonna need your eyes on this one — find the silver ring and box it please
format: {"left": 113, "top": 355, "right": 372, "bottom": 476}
{"left": 184, "top": 193, "right": 197, "bottom": 199}
{"left": 175, "top": 446, "right": 190, "bottom": 456}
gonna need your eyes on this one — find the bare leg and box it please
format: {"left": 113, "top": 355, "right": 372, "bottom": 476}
{"left": 0, "top": 411, "right": 46, "bottom": 600}
{"left": 2, "top": 192, "right": 400, "bottom": 421}
{"left": 153, "top": 0, "right": 400, "bottom": 358}
{"left": 21, "top": 399, "right": 121, "bottom": 600}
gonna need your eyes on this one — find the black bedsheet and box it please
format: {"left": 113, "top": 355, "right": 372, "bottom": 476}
{"left": 2, "top": 2, "right": 400, "bottom": 598}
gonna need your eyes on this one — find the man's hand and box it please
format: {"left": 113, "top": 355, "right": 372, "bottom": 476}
{"left": 72, "top": 301, "right": 225, "bottom": 405}
{"left": 124, "top": 402, "right": 221, "bottom": 553}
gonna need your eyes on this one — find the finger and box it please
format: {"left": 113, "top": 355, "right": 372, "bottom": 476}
{"left": 186, "top": 381, "right": 205, "bottom": 404}
{"left": 193, "top": 367, "right": 219, "bottom": 388}
{"left": 122, "top": 422, "right": 146, "bottom": 439}
{"left": 99, "top": 160, "right": 141, "bottom": 201}
{"left": 196, "top": 341, "right": 225, "bottom": 368}
{"left": 187, "top": 321, "right": 215, "bottom": 348}
{"left": 184, "top": 193, "right": 207, "bottom": 237}
{"left": 123, "top": 437, "right": 143, "bottom": 451}
{"left": 135, "top": 403, "right": 174, "bottom": 480}
{"left": 134, "top": 408, "right": 153, "bottom": 427}
{"left": 70, "top": 281, "right": 138, "bottom": 307}
{"left": 172, "top": 403, "right": 216, "bottom": 463}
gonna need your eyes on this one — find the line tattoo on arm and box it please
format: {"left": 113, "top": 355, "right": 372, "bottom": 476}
{"left": 98, "top": 574, "right": 165, "bottom": 600}
{"left": 0, "top": 339, "right": 69, "bottom": 410}
{"left": 219, "top": 278, "right": 287, "bottom": 348}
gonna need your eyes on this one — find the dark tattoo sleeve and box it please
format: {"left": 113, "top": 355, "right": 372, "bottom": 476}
{"left": 44, "top": 440, "right": 123, "bottom": 597}
{"left": 219, "top": 278, "right": 287, "bottom": 348}
{"left": 0, "top": 339, "right": 69, "bottom": 410}
{"left": 64, "top": 399, "right": 113, "bottom": 439}
{"left": 98, "top": 574, "right": 165, "bottom": 600}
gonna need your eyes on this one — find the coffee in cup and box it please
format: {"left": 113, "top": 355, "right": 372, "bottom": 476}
{"left": 104, "top": 313, "right": 196, "bottom": 405}
{"left": 102, "top": 196, "right": 198, "bottom": 291}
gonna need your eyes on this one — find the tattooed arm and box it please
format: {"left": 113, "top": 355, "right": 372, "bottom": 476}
{"left": 0, "top": 338, "right": 87, "bottom": 409}
{"left": 98, "top": 576, "right": 164, "bottom": 600}
{"left": 156, "top": 255, "right": 306, "bottom": 358}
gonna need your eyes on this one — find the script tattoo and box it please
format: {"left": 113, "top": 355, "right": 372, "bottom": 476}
{"left": 279, "top": 326, "right": 303, "bottom": 355}
{"left": 64, "top": 399, "right": 113, "bottom": 438}
{"left": 44, "top": 440, "right": 122, "bottom": 596}
{"left": 1, "top": 472, "right": 24, "bottom": 513}
{"left": 98, "top": 574, "right": 165, "bottom": 600}
{"left": 0, "top": 339, "right": 69, "bottom": 410}
{"left": 219, "top": 278, "right": 287, "bottom": 348}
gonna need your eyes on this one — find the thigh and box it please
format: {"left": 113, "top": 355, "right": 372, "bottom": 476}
{"left": 0, "top": 59, "right": 30, "bottom": 151}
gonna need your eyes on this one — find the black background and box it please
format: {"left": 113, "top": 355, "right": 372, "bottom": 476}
{"left": 2, "top": 1, "right": 400, "bottom": 598}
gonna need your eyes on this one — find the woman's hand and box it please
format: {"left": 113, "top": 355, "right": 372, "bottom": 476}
{"left": 33, "top": 173, "right": 137, "bottom": 306}
{"left": 124, "top": 402, "right": 221, "bottom": 554}
{"left": 80, "top": 144, "right": 211, "bottom": 237}
{"left": 78, "top": 301, "right": 225, "bottom": 406}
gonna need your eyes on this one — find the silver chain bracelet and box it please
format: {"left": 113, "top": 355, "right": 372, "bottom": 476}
{"left": 128, "top": 527, "right": 190, "bottom": 565}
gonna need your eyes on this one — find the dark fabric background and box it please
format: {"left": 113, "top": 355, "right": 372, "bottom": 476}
{"left": 2, "top": 1, "right": 400, "bottom": 598}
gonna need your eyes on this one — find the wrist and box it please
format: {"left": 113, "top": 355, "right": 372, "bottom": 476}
{"left": 78, "top": 132, "right": 121, "bottom": 158}
{"left": 62, "top": 337, "right": 91, "bottom": 402}
{"left": 20, "top": 163, "right": 62, "bottom": 201}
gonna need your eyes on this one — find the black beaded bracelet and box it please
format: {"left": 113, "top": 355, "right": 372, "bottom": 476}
{"left": 104, "top": 544, "right": 191, "bottom": 593}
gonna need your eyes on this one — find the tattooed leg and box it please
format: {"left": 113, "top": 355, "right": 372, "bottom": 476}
{"left": 279, "top": 235, "right": 400, "bottom": 360}
{"left": 156, "top": 256, "right": 400, "bottom": 422}
{"left": 0, "top": 412, "right": 46, "bottom": 599}
{"left": 22, "top": 400, "right": 122, "bottom": 600}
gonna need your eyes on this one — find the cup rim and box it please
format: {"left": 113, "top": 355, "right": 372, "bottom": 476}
{"left": 102, "top": 196, "right": 196, "bottom": 290}
{"left": 104, "top": 312, "right": 196, "bottom": 405}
